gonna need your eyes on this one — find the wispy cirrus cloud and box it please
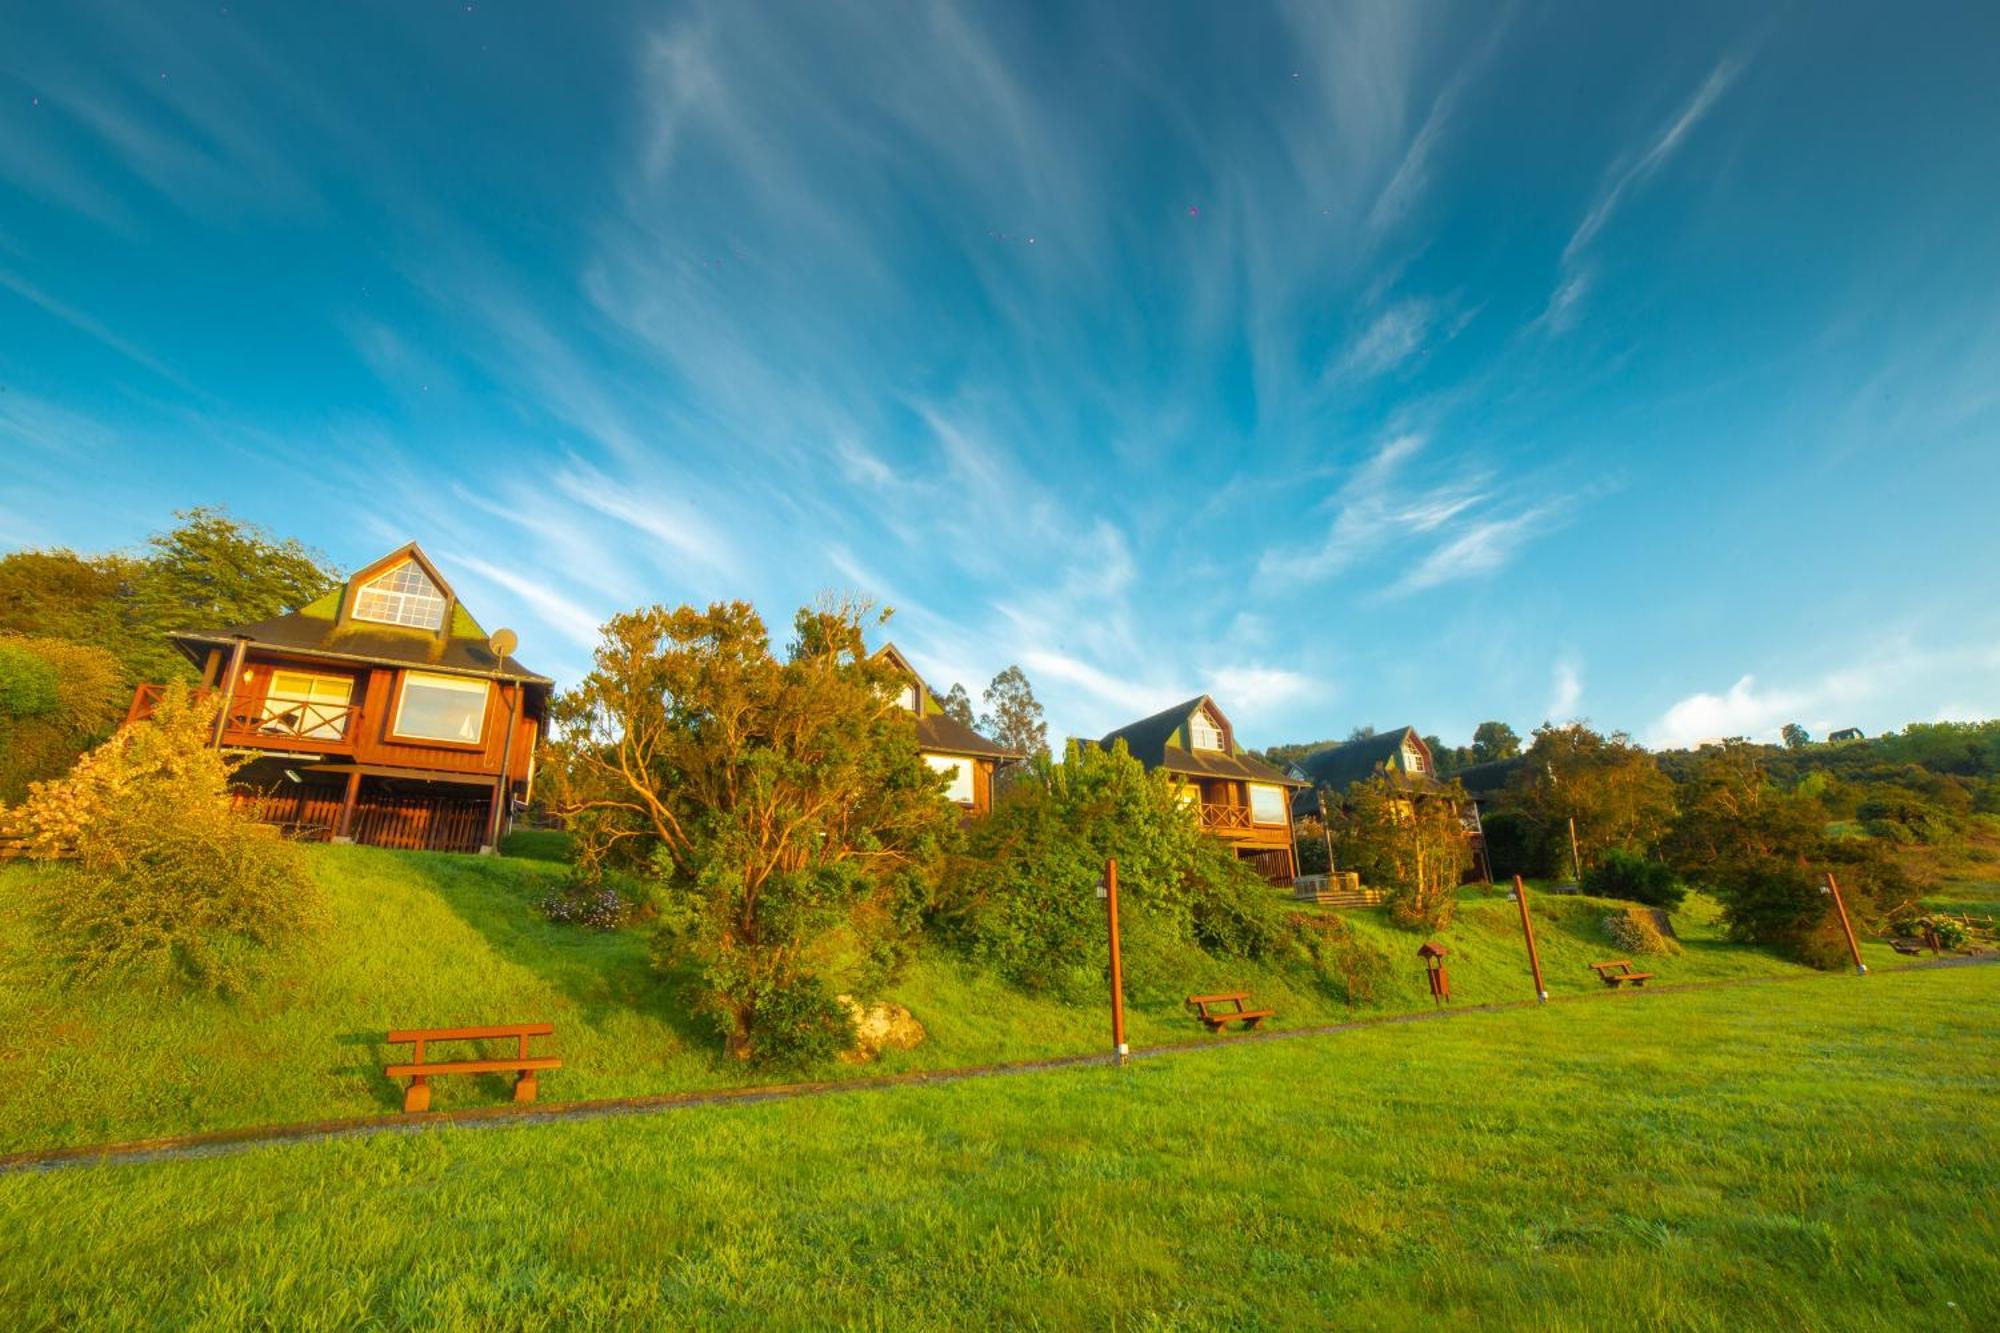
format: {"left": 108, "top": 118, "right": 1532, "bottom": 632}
{"left": 1543, "top": 54, "right": 1747, "bottom": 331}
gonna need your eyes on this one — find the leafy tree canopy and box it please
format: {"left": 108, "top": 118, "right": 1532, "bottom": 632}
{"left": 542, "top": 597, "right": 958, "bottom": 1064}
{"left": 979, "top": 664, "right": 1050, "bottom": 761}
{"left": 1471, "top": 721, "right": 1522, "bottom": 763}
{"left": 939, "top": 682, "right": 975, "bottom": 728}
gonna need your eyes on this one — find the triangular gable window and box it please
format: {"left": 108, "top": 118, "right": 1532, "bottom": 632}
{"left": 1189, "top": 708, "right": 1226, "bottom": 752}
{"left": 352, "top": 561, "right": 448, "bottom": 631}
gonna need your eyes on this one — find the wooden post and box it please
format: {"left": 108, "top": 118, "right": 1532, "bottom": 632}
{"left": 1102, "top": 858, "right": 1128, "bottom": 1062}
{"left": 1566, "top": 817, "right": 1583, "bottom": 884}
{"left": 1824, "top": 872, "right": 1868, "bottom": 975}
{"left": 210, "top": 637, "right": 249, "bottom": 747}
{"left": 1513, "top": 875, "right": 1548, "bottom": 1003}
{"left": 485, "top": 681, "right": 520, "bottom": 853}
{"left": 335, "top": 770, "right": 362, "bottom": 843}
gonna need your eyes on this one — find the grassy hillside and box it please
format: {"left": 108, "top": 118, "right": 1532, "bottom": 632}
{"left": 0, "top": 845, "right": 1909, "bottom": 1153}
{"left": 2, "top": 966, "right": 1994, "bottom": 1327}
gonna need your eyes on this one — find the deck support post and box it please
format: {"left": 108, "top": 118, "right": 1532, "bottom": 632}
{"left": 210, "top": 637, "right": 249, "bottom": 747}
{"left": 333, "top": 770, "right": 362, "bottom": 844}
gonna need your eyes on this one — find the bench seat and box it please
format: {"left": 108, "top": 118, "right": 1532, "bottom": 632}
{"left": 386, "top": 1022, "right": 560, "bottom": 1113}
{"left": 385, "top": 1056, "right": 563, "bottom": 1079}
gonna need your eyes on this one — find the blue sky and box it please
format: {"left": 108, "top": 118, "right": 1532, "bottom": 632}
{"left": 4, "top": 2, "right": 1998, "bottom": 751}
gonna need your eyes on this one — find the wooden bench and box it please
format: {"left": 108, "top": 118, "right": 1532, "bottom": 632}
{"left": 385, "top": 1023, "right": 561, "bottom": 1114}
{"left": 1587, "top": 960, "right": 1655, "bottom": 989}
{"left": 1186, "top": 992, "right": 1275, "bottom": 1032}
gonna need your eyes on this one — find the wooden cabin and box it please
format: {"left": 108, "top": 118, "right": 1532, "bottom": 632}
{"left": 127, "top": 543, "right": 551, "bottom": 854}
{"left": 1293, "top": 727, "right": 1490, "bottom": 882}
{"left": 1290, "top": 727, "right": 1438, "bottom": 798}
{"left": 876, "top": 644, "right": 1023, "bottom": 816}
{"left": 1091, "top": 696, "right": 1306, "bottom": 884}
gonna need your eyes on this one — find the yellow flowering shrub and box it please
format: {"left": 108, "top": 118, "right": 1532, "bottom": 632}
{"left": 7, "top": 683, "right": 323, "bottom": 992}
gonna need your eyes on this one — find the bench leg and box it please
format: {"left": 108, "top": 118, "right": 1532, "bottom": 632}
{"left": 514, "top": 1070, "right": 539, "bottom": 1104}
{"left": 403, "top": 1077, "right": 431, "bottom": 1114}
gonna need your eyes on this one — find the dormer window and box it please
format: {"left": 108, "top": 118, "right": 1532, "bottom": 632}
{"left": 353, "top": 561, "right": 447, "bottom": 631}
{"left": 1189, "top": 711, "right": 1225, "bottom": 751}
{"left": 1403, "top": 743, "right": 1427, "bottom": 773}
{"left": 898, "top": 683, "right": 920, "bottom": 713}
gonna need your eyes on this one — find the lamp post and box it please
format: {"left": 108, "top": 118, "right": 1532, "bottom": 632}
{"left": 1823, "top": 872, "right": 1868, "bottom": 975}
{"left": 1513, "top": 875, "right": 1549, "bottom": 1003}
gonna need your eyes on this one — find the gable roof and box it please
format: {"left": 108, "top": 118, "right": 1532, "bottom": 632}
{"left": 875, "top": 643, "right": 1023, "bottom": 761}
{"left": 1453, "top": 755, "right": 1526, "bottom": 799}
{"left": 1295, "top": 727, "right": 1432, "bottom": 791}
{"left": 1094, "top": 696, "right": 1305, "bottom": 786}
{"left": 167, "top": 542, "right": 552, "bottom": 686}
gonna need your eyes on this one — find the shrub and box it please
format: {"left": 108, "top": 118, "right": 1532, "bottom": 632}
{"left": 1602, "top": 907, "right": 1681, "bottom": 957}
{"left": 1582, "top": 850, "right": 1688, "bottom": 909}
{"left": 9, "top": 683, "right": 320, "bottom": 992}
{"left": 948, "top": 741, "right": 1287, "bottom": 996}
{"left": 0, "top": 635, "right": 128, "bottom": 804}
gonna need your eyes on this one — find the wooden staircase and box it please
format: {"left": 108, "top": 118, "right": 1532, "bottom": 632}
{"left": 1291, "top": 873, "right": 1385, "bottom": 909}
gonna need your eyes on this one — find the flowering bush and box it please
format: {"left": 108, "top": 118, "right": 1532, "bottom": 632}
{"left": 7, "top": 683, "right": 321, "bottom": 992}
{"left": 539, "top": 881, "right": 635, "bottom": 931}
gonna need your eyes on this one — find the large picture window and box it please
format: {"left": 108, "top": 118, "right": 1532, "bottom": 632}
{"left": 392, "top": 671, "right": 489, "bottom": 744}
{"left": 353, "top": 561, "right": 448, "bottom": 630}
{"left": 923, "top": 753, "right": 974, "bottom": 804}
{"left": 1249, "top": 783, "right": 1288, "bottom": 826}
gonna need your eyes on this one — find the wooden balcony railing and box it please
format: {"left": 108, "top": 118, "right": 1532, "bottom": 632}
{"left": 1199, "top": 803, "right": 1253, "bottom": 831}
{"left": 128, "top": 684, "right": 357, "bottom": 745}
{"left": 237, "top": 698, "right": 357, "bottom": 741}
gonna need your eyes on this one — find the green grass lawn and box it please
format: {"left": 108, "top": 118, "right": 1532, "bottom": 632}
{"left": 0, "top": 847, "right": 1914, "bottom": 1153}
{"left": 2, "top": 965, "right": 1994, "bottom": 1328}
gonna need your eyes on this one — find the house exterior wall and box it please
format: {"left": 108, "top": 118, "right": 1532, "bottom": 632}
{"left": 198, "top": 650, "right": 539, "bottom": 784}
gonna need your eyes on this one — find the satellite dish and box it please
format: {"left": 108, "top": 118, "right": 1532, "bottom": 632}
{"left": 489, "top": 628, "right": 519, "bottom": 661}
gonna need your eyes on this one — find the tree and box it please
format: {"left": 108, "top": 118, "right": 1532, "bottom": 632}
{"left": 0, "top": 549, "right": 144, "bottom": 656}
{"left": 129, "top": 508, "right": 339, "bottom": 680}
{"left": 1346, "top": 725, "right": 1378, "bottom": 742}
{"left": 949, "top": 740, "right": 1284, "bottom": 994}
{"left": 1471, "top": 721, "right": 1522, "bottom": 763}
{"left": 0, "top": 635, "right": 128, "bottom": 803}
{"left": 1781, "top": 722, "right": 1810, "bottom": 751}
{"left": 0, "top": 509, "right": 340, "bottom": 688}
{"left": 940, "top": 682, "right": 975, "bottom": 728}
{"left": 979, "top": 665, "right": 1049, "bottom": 761}
{"left": 541, "top": 598, "right": 957, "bottom": 1064}
{"left": 1500, "top": 722, "right": 1677, "bottom": 873}
{"left": 1325, "top": 775, "right": 1473, "bottom": 929}
{"left": 1660, "top": 742, "right": 1904, "bottom": 967}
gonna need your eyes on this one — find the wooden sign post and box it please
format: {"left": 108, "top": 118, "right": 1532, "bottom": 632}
{"left": 1823, "top": 872, "right": 1868, "bottom": 975}
{"left": 1101, "top": 858, "right": 1129, "bottom": 1063}
{"left": 1513, "top": 875, "right": 1549, "bottom": 1003}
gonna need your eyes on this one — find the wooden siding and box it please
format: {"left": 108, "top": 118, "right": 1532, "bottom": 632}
{"left": 166, "top": 652, "right": 539, "bottom": 784}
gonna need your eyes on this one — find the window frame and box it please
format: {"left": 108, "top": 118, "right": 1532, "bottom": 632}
{"left": 1188, "top": 713, "right": 1225, "bottom": 751}
{"left": 1248, "top": 782, "right": 1289, "bottom": 826}
{"left": 351, "top": 560, "right": 449, "bottom": 632}
{"left": 922, "top": 752, "right": 975, "bottom": 805}
{"left": 390, "top": 670, "right": 492, "bottom": 747}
